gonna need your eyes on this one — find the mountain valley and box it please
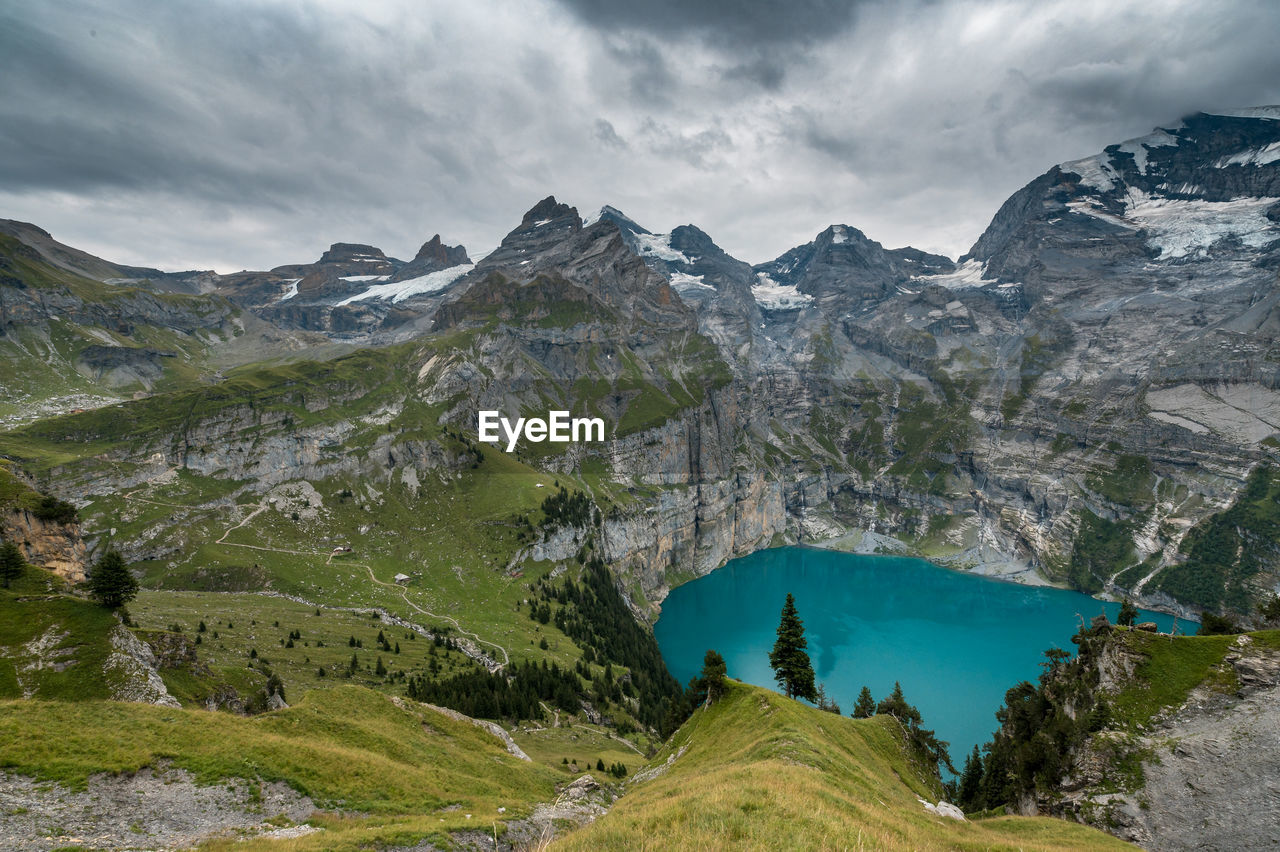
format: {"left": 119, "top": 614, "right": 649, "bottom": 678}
{"left": 3, "top": 106, "right": 1280, "bottom": 850}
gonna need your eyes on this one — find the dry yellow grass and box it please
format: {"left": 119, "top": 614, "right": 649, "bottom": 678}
{"left": 555, "top": 681, "right": 1133, "bottom": 851}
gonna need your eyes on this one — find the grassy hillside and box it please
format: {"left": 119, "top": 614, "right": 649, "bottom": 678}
{"left": 0, "top": 233, "right": 235, "bottom": 423}
{"left": 556, "top": 681, "right": 1130, "bottom": 851}
{"left": 0, "top": 566, "right": 123, "bottom": 701}
{"left": 0, "top": 686, "right": 559, "bottom": 850}
{"left": 1109, "top": 627, "right": 1280, "bottom": 727}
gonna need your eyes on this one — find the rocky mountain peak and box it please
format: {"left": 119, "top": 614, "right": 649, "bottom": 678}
{"left": 0, "top": 219, "right": 52, "bottom": 241}
{"left": 470, "top": 196, "right": 590, "bottom": 277}
{"left": 755, "top": 225, "right": 901, "bottom": 300}
{"left": 591, "top": 205, "right": 650, "bottom": 236}
{"left": 964, "top": 108, "right": 1280, "bottom": 285}
{"left": 520, "top": 196, "right": 582, "bottom": 231}
{"left": 668, "top": 224, "right": 719, "bottom": 258}
{"left": 411, "top": 234, "right": 470, "bottom": 268}
{"left": 316, "top": 241, "right": 386, "bottom": 262}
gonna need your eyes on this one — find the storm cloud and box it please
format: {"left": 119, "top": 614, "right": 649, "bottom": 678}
{"left": 2, "top": 0, "right": 1278, "bottom": 272}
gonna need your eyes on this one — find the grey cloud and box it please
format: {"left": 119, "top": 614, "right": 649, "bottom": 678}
{"left": 717, "top": 56, "right": 788, "bottom": 91}
{"left": 638, "top": 121, "right": 734, "bottom": 170}
{"left": 602, "top": 36, "right": 678, "bottom": 106}
{"left": 3, "top": 0, "right": 1280, "bottom": 273}
{"left": 553, "top": 0, "right": 865, "bottom": 47}
{"left": 593, "top": 119, "right": 629, "bottom": 149}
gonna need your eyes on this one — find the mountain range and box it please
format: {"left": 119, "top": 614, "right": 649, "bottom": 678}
{"left": 5, "top": 107, "right": 1278, "bottom": 622}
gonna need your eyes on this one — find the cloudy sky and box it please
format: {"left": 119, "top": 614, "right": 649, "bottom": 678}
{"left": 3, "top": 0, "right": 1279, "bottom": 273}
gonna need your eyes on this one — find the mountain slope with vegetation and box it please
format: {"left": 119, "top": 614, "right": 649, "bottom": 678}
{"left": 955, "top": 619, "right": 1280, "bottom": 850}
{"left": 555, "top": 680, "right": 1129, "bottom": 851}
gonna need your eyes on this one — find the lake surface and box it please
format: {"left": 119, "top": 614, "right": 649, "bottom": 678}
{"left": 654, "top": 546, "right": 1183, "bottom": 767}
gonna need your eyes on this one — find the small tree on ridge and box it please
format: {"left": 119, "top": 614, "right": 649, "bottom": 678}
{"left": 0, "top": 540, "right": 25, "bottom": 589}
{"left": 699, "top": 649, "right": 728, "bottom": 705}
{"left": 768, "top": 593, "right": 817, "bottom": 702}
{"left": 86, "top": 550, "right": 138, "bottom": 609}
{"left": 852, "top": 685, "right": 876, "bottom": 719}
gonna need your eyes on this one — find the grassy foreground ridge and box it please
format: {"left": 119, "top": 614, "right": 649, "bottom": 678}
{"left": 555, "top": 681, "right": 1128, "bottom": 851}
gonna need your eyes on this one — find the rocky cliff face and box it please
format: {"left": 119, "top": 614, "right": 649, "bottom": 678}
{"left": 0, "top": 464, "right": 87, "bottom": 583}
{"left": 2, "top": 507, "right": 86, "bottom": 583}
{"left": 619, "top": 109, "right": 1280, "bottom": 619}
{"left": 1048, "top": 631, "right": 1280, "bottom": 852}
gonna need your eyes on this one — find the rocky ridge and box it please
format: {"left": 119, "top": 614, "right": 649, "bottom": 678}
{"left": 1041, "top": 630, "right": 1280, "bottom": 851}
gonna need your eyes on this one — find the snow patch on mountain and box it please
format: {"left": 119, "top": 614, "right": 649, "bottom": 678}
{"left": 339, "top": 275, "right": 390, "bottom": 283}
{"left": 337, "top": 264, "right": 474, "bottom": 305}
{"left": 1122, "top": 190, "right": 1280, "bottom": 259}
{"left": 831, "top": 225, "right": 849, "bottom": 244}
{"left": 279, "top": 279, "right": 301, "bottom": 302}
{"left": 1214, "top": 141, "right": 1280, "bottom": 168}
{"left": 1115, "top": 129, "right": 1180, "bottom": 175}
{"left": 633, "top": 232, "right": 692, "bottom": 264}
{"left": 1207, "top": 106, "right": 1280, "bottom": 121}
{"left": 1064, "top": 200, "right": 1138, "bottom": 231}
{"left": 668, "top": 272, "right": 715, "bottom": 295}
{"left": 751, "top": 273, "right": 812, "bottom": 309}
{"left": 1061, "top": 154, "right": 1120, "bottom": 191}
{"left": 915, "top": 259, "right": 991, "bottom": 290}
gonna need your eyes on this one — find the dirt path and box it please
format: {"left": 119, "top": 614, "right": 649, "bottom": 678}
{"left": 363, "top": 566, "right": 510, "bottom": 665}
{"left": 216, "top": 503, "right": 269, "bottom": 545}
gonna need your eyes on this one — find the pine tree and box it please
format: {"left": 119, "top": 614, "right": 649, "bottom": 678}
{"left": 814, "top": 682, "right": 841, "bottom": 714}
{"left": 852, "top": 685, "right": 876, "bottom": 719}
{"left": 1117, "top": 598, "right": 1138, "bottom": 627}
{"left": 876, "top": 681, "right": 914, "bottom": 721}
{"left": 699, "top": 649, "right": 728, "bottom": 704}
{"left": 0, "top": 540, "right": 25, "bottom": 589}
{"left": 86, "top": 550, "right": 138, "bottom": 608}
{"left": 768, "top": 593, "right": 817, "bottom": 701}
{"left": 957, "top": 745, "right": 984, "bottom": 811}
{"left": 375, "top": 656, "right": 387, "bottom": 677}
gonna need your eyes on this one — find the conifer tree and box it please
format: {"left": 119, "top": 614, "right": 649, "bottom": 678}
{"left": 957, "top": 745, "right": 985, "bottom": 811}
{"left": 852, "top": 685, "right": 876, "bottom": 719}
{"left": 0, "top": 540, "right": 25, "bottom": 589}
{"left": 1117, "top": 598, "right": 1138, "bottom": 627}
{"left": 86, "top": 550, "right": 138, "bottom": 608}
{"left": 814, "top": 682, "right": 841, "bottom": 714}
{"left": 699, "top": 649, "right": 728, "bottom": 704}
{"left": 876, "top": 681, "right": 913, "bottom": 720}
{"left": 768, "top": 593, "right": 817, "bottom": 701}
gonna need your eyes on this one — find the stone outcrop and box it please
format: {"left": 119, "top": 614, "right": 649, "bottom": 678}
{"left": 1062, "top": 634, "right": 1280, "bottom": 851}
{"left": 105, "top": 625, "right": 181, "bottom": 708}
{"left": 2, "top": 508, "right": 86, "bottom": 583}
{"left": 0, "top": 767, "right": 316, "bottom": 852}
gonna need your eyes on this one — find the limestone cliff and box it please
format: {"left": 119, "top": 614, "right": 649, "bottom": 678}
{"left": 0, "top": 464, "right": 86, "bottom": 583}
{"left": 2, "top": 507, "right": 86, "bottom": 584}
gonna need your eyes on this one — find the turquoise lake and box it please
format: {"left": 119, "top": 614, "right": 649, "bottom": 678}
{"left": 654, "top": 546, "right": 1184, "bottom": 767}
